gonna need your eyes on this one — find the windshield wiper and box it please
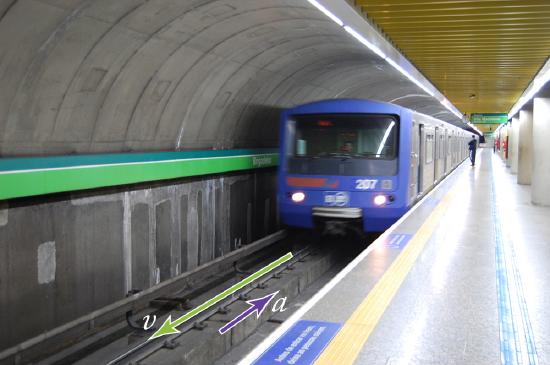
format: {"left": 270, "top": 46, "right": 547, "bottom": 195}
{"left": 326, "top": 153, "right": 353, "bottom": 161}
{"left": 295, "top": 155, "right": 321, "bottom": 160}
{"left": 295, "top": 153, "right": 355, "bottom": 161}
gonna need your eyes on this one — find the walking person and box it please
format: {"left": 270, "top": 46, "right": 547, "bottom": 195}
{"left": 468, "top": 135, "right": 477, "bottom": 166}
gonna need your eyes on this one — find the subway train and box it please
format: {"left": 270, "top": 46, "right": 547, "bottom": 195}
{"left": 277, "top": 99, "right": 472, "bottom": 234}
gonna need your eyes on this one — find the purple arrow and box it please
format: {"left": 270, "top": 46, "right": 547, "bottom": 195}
{"left": 218, "top": 291, "right": 279, "bottom": 335}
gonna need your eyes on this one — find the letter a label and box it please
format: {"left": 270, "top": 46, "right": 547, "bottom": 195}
{"left": 272, "top": 297, "right": 288, "bottom": 313}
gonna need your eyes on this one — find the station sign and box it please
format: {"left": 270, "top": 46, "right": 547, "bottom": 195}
{"left": 471, "top": 113, "right": 508, "bottom": 137}
{"left": 470, "top": 113, "right": 508, "bottom": 124}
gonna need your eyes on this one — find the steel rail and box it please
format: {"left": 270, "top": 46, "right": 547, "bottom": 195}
{"left": 106, "top": 245, "right": 313, "bottom": 365}
{"left": 0, "top": 230, "right": 287, "bottom": 365}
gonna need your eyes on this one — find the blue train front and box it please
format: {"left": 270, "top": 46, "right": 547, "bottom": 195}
{"left": 278, "top": 99, "right": 413, "bottom": 233}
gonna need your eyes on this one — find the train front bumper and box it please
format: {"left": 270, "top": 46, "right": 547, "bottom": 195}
{"left": 279, "top": 201, "right": 408, "bottom": 233}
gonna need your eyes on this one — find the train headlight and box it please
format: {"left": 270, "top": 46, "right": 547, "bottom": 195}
{"left": 373, "top": 195, "right": 387, "bottom": 206}
{"left": 291, "top": 192, "right": 306, "bottom": 203}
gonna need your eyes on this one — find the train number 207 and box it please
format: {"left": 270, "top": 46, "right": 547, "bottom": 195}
{"left": 355, "top": 179, "right": 378, "bottom": 190}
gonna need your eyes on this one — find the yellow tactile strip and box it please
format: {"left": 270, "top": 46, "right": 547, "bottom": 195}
{"left": 314, "top": 186, "right": 459, "bottom": 365}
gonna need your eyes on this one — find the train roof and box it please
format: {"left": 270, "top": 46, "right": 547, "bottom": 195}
{"left": 284, "top": 99, "right": 481, "bottom": 136}
{"left": 285, "top": 99, "right": 404, "bottom": 116}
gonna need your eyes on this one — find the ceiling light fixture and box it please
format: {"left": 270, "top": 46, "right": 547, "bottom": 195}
{"left": 343, "top": 26, "right": 386, "bottom": 59}
{"left": 306, "top": 0, "right": 466, "bottom": 122}
{"left": 509, "top": 60, "right": 550, "bottom": 118}
{"left": 306, "top": 0, "right": 344, "bottom": 26}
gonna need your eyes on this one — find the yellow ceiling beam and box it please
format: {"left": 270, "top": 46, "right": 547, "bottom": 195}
{"left": 356, "top": 0, "right": 548, "bottom": 6}
{"left": 377, "top": 18, "right": 550, "bottom": 26}
{"left": 355, "top": 0, "right": 549, "bottom": 7}
{"left": 393, "top": 33, "right": 550, "bottom": 39}
{"left": 380, "top": 21, "right": 550, "bottom": 28}
{"left": 386, "top": 24, "right": 550, "bottom": 30}
{"left": 370, "top": 12, "right": 550, "bottom": 22}
{"left": 397, "top": 39, "right": 550, "bottom": 44}
{"left": 360, "top": 3, "right": 550, "bottom": 13}
{"left": 387, "top": 28, "right": 550, "bottom": 35}
{"left": 402, "top": 45, "right": 548, "bottom": 50}
{"left": 354, "top": 0, "right": 550, "bottom": 114}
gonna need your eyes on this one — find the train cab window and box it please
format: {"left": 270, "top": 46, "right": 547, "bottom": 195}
{"left": 288, "top": 114, "right": 399, "bottom": 176}
{"left": 293, "top": 115, "right": 398, "bottom": 159}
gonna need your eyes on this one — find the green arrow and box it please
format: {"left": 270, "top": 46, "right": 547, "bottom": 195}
{"left": 149, "top": 252, "right": 294, "bottom": 340}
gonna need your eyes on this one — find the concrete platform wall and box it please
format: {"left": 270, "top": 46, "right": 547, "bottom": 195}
{"left": 0, "top": 169, "right": 277, "bottom": 351}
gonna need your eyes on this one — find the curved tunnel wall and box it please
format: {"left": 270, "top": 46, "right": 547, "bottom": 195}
{"left": 0, "top": 0, "right": 454, "bottom": 157}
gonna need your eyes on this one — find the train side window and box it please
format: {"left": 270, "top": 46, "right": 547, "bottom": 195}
{"left": 425, "top": 134, "right": 434, "bottom": 164}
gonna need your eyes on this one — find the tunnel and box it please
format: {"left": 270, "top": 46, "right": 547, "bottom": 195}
{"left": 0, "top": 0, "right": 475, "bottom": 355}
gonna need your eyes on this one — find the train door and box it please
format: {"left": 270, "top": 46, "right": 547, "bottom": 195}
{"left": 443, "top": 129, "right": 448, "bottom": 174}
{"left": 454, "top": 135, "right": 457, "bottom": 165}
{"left": 434, "top": 127, "right": 441, "bottom": 182}
{"left": 423, "top": 128, "right": 435, "bottom": 190}
{"left": 409, "top": 121, "right": 420, "bottom": 203}
{"left": 418, "top": 124, "right": 425, "bottom": 195}
{"left": 447, "top": 133, "right": 452, "bottom": 173}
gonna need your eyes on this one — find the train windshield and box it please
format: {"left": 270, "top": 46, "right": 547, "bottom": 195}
{"left": 287, "top": 114, "right": 399, "bottom": 176}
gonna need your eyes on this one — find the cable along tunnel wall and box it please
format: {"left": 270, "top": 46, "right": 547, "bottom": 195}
{"left": 0, "top": 162, "right": 278, "bottom": 352}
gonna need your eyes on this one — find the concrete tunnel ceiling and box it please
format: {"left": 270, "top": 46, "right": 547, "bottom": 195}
{"left": 0, "top": 0, "right": 464, "bottom": 157}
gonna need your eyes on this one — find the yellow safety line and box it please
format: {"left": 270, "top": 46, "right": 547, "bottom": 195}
{"left": 314, "top": 184, "right": 460, "bottom": 365}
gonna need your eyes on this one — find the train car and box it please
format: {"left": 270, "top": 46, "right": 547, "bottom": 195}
{"left": 277, "top": 99, "right": 471, "bottom": 234}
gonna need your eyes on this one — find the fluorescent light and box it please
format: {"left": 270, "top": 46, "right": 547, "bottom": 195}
{"left": 344, "top": 26, "right": 386, "bottom": 59}
{"left": 509, "top": 62, "right": 550, "bottom": 118}
{"left": 386, "top": 57, "right": 434, "bottom": 96}
{"left": 439, "top": 97, "right": 463, "bottom": 120}
{"left": 376, "top": 121, "right": 396, "bottom": 155}
{"left": 386, "top": 57, "right": 407, "bottom": 75}
{"left": 411, "top": 78, "right": 435, "bottom": 97}
{"left": 307, "top": 0, "right": 344, "bottom": 26}
{"left": 307, "top": 1, "right": 461, "bottom": 120}
{"left": 308, "top": 1, "right": 439, "bottom": 101}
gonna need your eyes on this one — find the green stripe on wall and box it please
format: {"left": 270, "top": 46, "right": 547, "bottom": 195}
{"left": 0, "top": 148, "right": 278, "bottom": 172}
{"left": 0, "top": 152, "right": 279, "bottom": 200}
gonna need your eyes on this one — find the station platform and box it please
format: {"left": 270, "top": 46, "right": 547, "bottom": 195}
{"left": 240, "top": 148, "right": 550, "bottom": 365}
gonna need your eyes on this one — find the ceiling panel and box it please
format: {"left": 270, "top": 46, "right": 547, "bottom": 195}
{"left": 354, "top": 0, "right": 550, "bottom": 114}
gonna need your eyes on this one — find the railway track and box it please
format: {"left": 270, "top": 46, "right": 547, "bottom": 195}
{"left": 95, "top": 236, "right": 363, "bottom": 365}
{"left": 2, "top": 230, "right": 363, "bottom": 365}
{"left": 103, "top": 245, "right": 314, "bottom": 365}
{"left": 1, "top": 230, "right": 286, "bottom": 365}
